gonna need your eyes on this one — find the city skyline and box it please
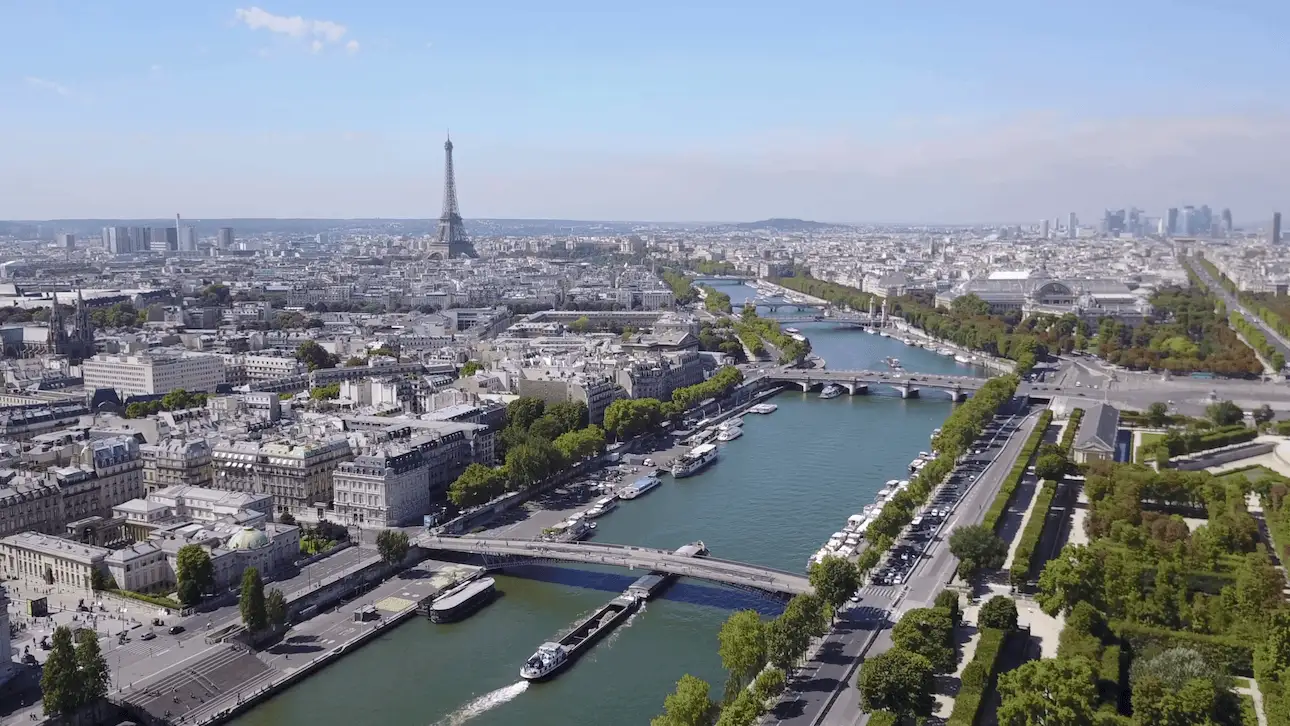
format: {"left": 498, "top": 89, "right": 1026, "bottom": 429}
{"left": 4, "top": 1, "right": 1290, "bottom": 222}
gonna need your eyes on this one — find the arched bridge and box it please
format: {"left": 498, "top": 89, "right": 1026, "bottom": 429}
{"left": 766, "top": 368, "right": 986, "bottom": 400}
{"left": 416, "top": 535, "right": 812, "bottom": 596}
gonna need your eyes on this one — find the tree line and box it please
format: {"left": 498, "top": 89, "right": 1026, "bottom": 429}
{"left": 124, "top": 387, "right": 210, "bottom": 418}
{"left": 1095, "top": 285, "right": 1262, "bottom": 376}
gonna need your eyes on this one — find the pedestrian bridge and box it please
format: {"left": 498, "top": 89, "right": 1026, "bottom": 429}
{"left": 766, "top": 368, "right": 985, "bottom": 400}
{"left": 416, "top": 535, "right": 813, "bottom": 596}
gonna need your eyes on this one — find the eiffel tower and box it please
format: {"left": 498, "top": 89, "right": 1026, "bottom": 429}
{"left": 427, "top": 135, "right": 478, "bottom": 259}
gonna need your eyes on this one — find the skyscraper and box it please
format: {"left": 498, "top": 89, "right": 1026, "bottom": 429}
{"left": 1274, "top": 212, "right": 1282, "bottom": 244}
{"left": 1040, "top": 219, "right": 1049, "bottom": 239}
{"left": 1221, "top": 208, "right": 1233, "bottom": 234}
{"left": 427, "top": 135, "right": 479, "bottom": 259}
{"left": 179, "top": 226, "right": 197, "bottom": 252}
{"left": 57, "top": 233, "right": 75, "bottom": 249}
{"left": 1067, "top": 212, "right": 1077, "bottom": 239}
{"left": 217, "top": 227, "right": 234, "bottom": 249}
{"left": 1166, "top": 208, "right": 1179, "bottom": 236}
{"left": 102, "top": 226, "right": 131, "bottom": 254}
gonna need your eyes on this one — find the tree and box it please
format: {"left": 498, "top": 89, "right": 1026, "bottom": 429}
{"left": 603, "top": 397, "right": 663, "bottom": 439}
{"left": 553, "top": 425, "right": 606, "bottom": 461}
{"left": 528, "top": 414, "right": 568, "bottom": 441}
{"left": 345, "top": 355, "right": 366, "bottom": 367}
{"left": 90, "top": 568, "right": 116, "bottom": 592}
{"left": 1035, "top": 452, "right": 1069, "bottom": 481}
{"left": 240, "top": 567, "right": 267, "bottom": 632}
{"left": 548, "top": 401, "right": 589, "bottom": 432}
{"left": 717, "top": 610, "right": 767, "bottom": 695}
{"left": 74, "top": 627, "right": 110, "bottom": 704}
{"left": 948, "top": 524, "right": 1008, "bottom": 577}
{"left": 1131, "top": 674, "right": 1222, "bottom": 726}
{"left": 506, "top": 396, "right": 547, "bottom": 431}
{"left": 809, "top": 556, "right": 860, "bottom": 613}
{"left": 978, "top": 595, "right": 1019, "bottom": 631}
{"left": 568, "top": 316, "right": 591, "bottom": 334}
{"left": 891, "top": 607, "right": 955, "bottom": 673}
{"left": 279, "top": 511, "right": 296, "bottom": 526}
{"left": 996, "top": 657, "right": 1098, "bottom": 726}
{"left": 1129, "top": 648, "right": 1225, "bottom": 692}
{"left": 505, "top": 438, "right": 564, "bottom": 489}
{"left": 376, "top": 530, "right": 411, "bottom": 565}
{"left": 652, "top": 674, "right": 714, "bottom": 726}
{"left": 461, "top": 360, "right": 483, "bottom": 376}
{"left": 1206, "top": 400, "right": 1244, "bottom": 427}
{"left": 448, "top": 463, "right": 508, "bottom": 507}
{"left": 266, "top": 588, "right": 288, "bottom": 627}
{"left": 1255, "top": 403, "right": 1276, "bottom": 426}
{"left": 310, "top": 383, "right": 340, "bottom": 400}
{"left": 41, "top": 627, "right": 79, "bottom": 715}
{"left": 295, "top": 340, "right": 337, "bottom": 371}
{"left": 1147, "top": 402, "right": 1170, "bottom": 427}
{"left": 857, "top": 647, "right": 935, "bottom": 722}
{"left": 1036, "top": 544, "right": 1104, "bottom": 616}
{"left": 175, "top": 544, "right": 214, "bottom": 606}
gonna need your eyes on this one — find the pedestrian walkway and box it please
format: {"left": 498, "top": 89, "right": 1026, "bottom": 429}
{"left": 1236, "top": 677, "right": 1269, "bottom": 726}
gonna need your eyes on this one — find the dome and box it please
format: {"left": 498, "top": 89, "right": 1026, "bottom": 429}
{"left": 226, "top": 527, "right": 269, "bottom": 550}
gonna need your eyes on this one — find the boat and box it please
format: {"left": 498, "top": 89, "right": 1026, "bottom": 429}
{"left": 585, "top": 496, "right": 618, "bottom": 518}
{"left": 785, "top": 327, "right": 800, "bottom": 334}
{"left": 819, "top": 384, "right": 844, "bottom": 399}
{"left": 931, "top": 428, "right": 942, "bottom": 440}
{"left": 429, "top": 577, "right": 497, "bottom": 623}
{"left": 672, "top": 443, "right": 719, "bottom": 478}
{"left": 619, "top": 476, "right": 661, "bottom": 500}
{"left": 717, "top": 426, "right": 743, "bottom": 442}
{"left": 879, "top": 331, "right": 890, "bottom": 337}
{"left": 885, "top": 357, "right": 902, "bottom": 369}
{"left": 937, "top": 348, "right": 954, "bottom": 356}
{"left": 954, "top": 354, "right": 971, "bottom": 364}
{"left": 520, "top": 595, "right": 640, "bottom": 680}
{"left": 749, "top": 403, "right": 778, "bottom": 414}
{"left": 718, "top": 417, "right": 743, "bottom": 431}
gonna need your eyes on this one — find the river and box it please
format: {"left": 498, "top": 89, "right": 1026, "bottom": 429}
{"left": 231, "top": 281, "right": 987, "bottom": 726}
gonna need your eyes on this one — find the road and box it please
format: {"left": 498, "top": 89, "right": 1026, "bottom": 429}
{"left": 1187, "top": 255, "right": 1290, "bottom": 365}
{"left": 765, "top": 405, "right": 1045, "bottom": 726}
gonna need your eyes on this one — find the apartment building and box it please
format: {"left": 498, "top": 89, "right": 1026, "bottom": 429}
{"left": 82, "top": 353, "right": 225, "bottom": 397}
{"left": 140, "top": 438, "right": 214, "bottom": 491}
{"left": 0, "top": 474, "right": 62, "bottom": 537}
{"left": 223, "top": 353, "right": 304, "bottom": 385}
{"left": 209, "top": 437, "right": 353, "bottom": 515}
{"left": 614, "top": 351, "right": 704, "bottom": 401}
{"left": 333, "top": 443, "right": 433, "bottom": 527}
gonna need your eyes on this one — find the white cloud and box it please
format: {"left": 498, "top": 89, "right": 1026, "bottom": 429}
{"left": 233, "top": 7, "right": 356, "bottom": 53}
{"left": 24, "top": 76, "right": 71, "bottom": 97}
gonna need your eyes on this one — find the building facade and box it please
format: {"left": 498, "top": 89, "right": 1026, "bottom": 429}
{"left": 82, "top": 353, "right": 225, "bottom": 397}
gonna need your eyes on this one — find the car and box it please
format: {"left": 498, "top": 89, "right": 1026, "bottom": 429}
{"left": 168, "top": 625, "right": 185, "bottom": 635}
{"left": 152, "top": 618, "right": 165, "bottom": 627}
{"left": 140, "top": 631, "right": 157, "bottom": 641}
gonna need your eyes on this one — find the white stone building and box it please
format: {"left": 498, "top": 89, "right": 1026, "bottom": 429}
{"left": 82, "top": 353, "right": 225, "bottom": 397}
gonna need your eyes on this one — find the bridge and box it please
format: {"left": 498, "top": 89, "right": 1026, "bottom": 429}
{"left": 765, "top": 368, "right": 985, "bottom": 400}
{"left": 762, "top": 311, "right": 887, "bottom": 327}
{"left": 416, "top": 535, "right": 812, "bottom": 597}
{"left": 747, "top": 297, "right": 829, "bottom": 314}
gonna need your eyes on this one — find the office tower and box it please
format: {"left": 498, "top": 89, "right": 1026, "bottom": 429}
{"left": 1166, "top": 207, "right": 1179, "bottom": 236}
{"left": 57, "top": 233, "right": 75, "bottom": 249}
{"left": 1179, "top": 206, "right": 1196, "bottom": 236}
{"left": 1067, "top": 212, "right": 1077, "bottom": 239}
{"left": 102, "top": 226, "right": 131, "bottom": 254}
{"left": 1157, "top": 218, "right": 1167, "bottom": 236}
{"left": 217, "top": 227, "right": 234, "bottom": 248}
{"left": 1041, "top": 219, "right": 1049, "bottom": 239}
{"left": 427, "top": 135, "right": 479, "bottom": 259}
{"left": 1274, "top": 212, "right": 1282, "bottom": 244}
{"left": 128, "top": 226, "right": 151, "bottom": 251}
{"left": 1222, "top": 208, "right": 1233, "bottom": 233}
{"left": 1198, "top": 205, "right": 1213, "bottom": 236}
{"left": 179, "top": 226, "right": 197, "bottom": 252}
{"left": 1127, "top": 207, "right": 1142, "bottom": 236}
{"left": 1102, "top": 209, "right": 1125, "bottom": 236}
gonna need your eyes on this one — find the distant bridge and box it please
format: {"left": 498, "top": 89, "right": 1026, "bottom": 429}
{"left": 416, "top": 535, "right": 812, "bottom": 596}
{"left": 766, "top": 368, "right": 985, "bottom": 400}
{"left": 762, "top": 311, "right": 887, "bottom": 327}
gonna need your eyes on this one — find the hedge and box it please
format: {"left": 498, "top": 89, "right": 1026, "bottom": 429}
{"left": 1010, "top": 479, "right": 1056, "bottom": 584}
{"left": 1111, "top": 620, "right": 1254, "bottom": 675}
{"left": 1142, "top": 425, "right": 1259, "bottom": 462}
{"left": 983, "top": 409, "right": 1053, "bottom": 532}
{"left": 109, "top": 588, "right": 182, "bottom": 611}
{"left": 1061, "top": 408, "right": 1084, "bottom": 449}
{"left": 944, "top": 627, "right": 1008, "bottom": 726}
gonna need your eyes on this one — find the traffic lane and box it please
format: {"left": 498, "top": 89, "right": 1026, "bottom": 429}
{"left": 772, "top": 602, "right": 895, "bottom": 726}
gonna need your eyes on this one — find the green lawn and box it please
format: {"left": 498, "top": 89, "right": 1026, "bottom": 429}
{"left": 1215, "top": 465, "right": 1284, "bottom": 485}
{"left": 1134, "top": 432, "right": 1165, "bottom": 463}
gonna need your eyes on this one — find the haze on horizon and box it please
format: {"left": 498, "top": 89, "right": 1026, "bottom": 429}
{"left": 3, "top": 1, "right": 1289, "bottom": 225}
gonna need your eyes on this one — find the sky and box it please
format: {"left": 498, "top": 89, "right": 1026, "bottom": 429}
{"left": 3, "top": 0, "right": 1290, "bottom": 224}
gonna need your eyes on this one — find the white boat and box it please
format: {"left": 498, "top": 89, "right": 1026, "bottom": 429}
{"left": 672, "top": 443, "right": 719, "bottom": 478}
{"left": 931, "top": 428, "right": 942, "bottom": 440}
{"left": 717, "top": 426, "right": 743, "bottom": 442}
{"left": 749, "top": 403, "right": 778, "bottom": 414}
{"left": 585, "top": 496, "right": 618, "bottom": 519}
{"left": 937, "top": 348, "right": 954, "bottom": 356}
{"left": 718, "top": 417, "right": 743, "bottom": 431}
{"left": 865, "top": 327, "right": 878, "bottom": 335}
{"left": 879, "top": 331, "right": 890, "bottom": 337}
{"left": 785, "top": 327, "right": 800, "bottom": 334}
{"left": 521, "top": 643, "right": 568, "bottom": 680}
{"left": 619, "top": 476, "right": 660, "bottom": 500}
{"left": 954, "top": 354, "right": 971, "bottom": 364}
{"left": 819, "top": 384, "right": 844, "bottom": 400}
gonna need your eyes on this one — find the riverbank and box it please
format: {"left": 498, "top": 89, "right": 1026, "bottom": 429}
{"left": 890, "top": 321, "right": 1016, "bottom": 375}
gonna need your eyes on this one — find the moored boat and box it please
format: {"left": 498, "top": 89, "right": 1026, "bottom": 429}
{"left": 672, "top": 443, "right": 719, "bottom": 478}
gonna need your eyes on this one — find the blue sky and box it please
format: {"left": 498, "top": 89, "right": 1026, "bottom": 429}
{"left": 4, "top": 0, "right": 1289, "bottom": 223}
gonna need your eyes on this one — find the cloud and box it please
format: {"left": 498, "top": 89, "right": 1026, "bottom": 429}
{"left": 24, "top": 76, "right": 71, "bottom": 97}
{"left": 233, "top": 7, "right": 355, "bottom": 53}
